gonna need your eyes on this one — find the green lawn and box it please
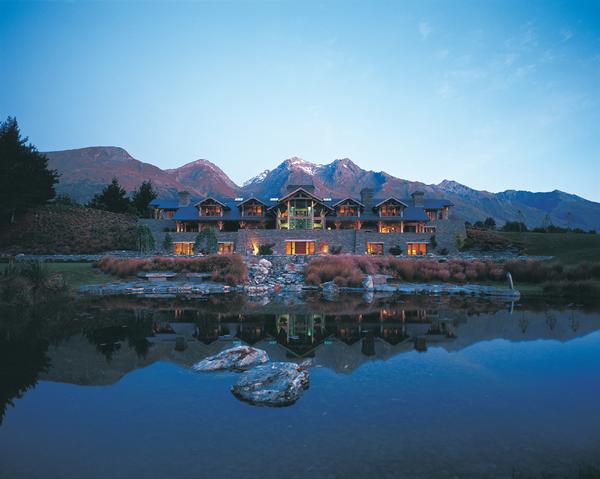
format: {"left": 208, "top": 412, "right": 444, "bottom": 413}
{"left": 496, "top": 231, "right": 600, "bottom": 264}
{"left": 0, "top": 262, "right": 109, "bottom": 288}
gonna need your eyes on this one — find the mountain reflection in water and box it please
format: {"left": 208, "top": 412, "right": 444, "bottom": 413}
{"left": 2, "top": 295, "right": 597, "bottom": 389}
{"left": 1, "top": 295, "right": 600, "bottom": 479}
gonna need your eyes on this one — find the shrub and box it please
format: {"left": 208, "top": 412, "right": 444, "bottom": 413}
{"left": 389, "top": 245, "right": 403, "bottom": 255}
{"left": 329, "top": 245, "right": 343, "bottom": 255}
{"left": 136, "top": 225, "right": 155, "bottom": 253}
{"left": 455, "top": 234, "right": 465, "bottom": 251}
{"left": 305, "top": 256, "right": 600, "bottom": 287}
{"left": 97, "top": 254, "right": 248, "bottom": 285}
{"left": 429, "top": 235, "right": 438, "bottom": 250}
{"left": 438, "top": 247, "right": 449, "bottom": 255}
{"left": 258, "top": 243, "right": 274, "bottom": 255}
{"left": 162, "top": 233, "right": 173, "bottom": 252}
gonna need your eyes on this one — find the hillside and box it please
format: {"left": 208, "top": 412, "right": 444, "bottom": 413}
{"left": 45, "top": 147, "right": 240, "bottom": 202}
{"left": 0, "top": 205, "right": 137, "bottom": 254}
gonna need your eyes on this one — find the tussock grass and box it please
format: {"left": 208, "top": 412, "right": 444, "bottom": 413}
{"left": 96, "top": 254, "right": 248, "bottom": 285}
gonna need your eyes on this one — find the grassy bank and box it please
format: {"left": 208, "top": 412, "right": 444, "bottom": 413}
{"left": 494, "top": 231, "right": 600, "bottom": 264}
{"left": 0, "top": 262, "right": 108, "bottom": 288}
{"left": 305, "top": 256, "right": 600, "bottom": 300}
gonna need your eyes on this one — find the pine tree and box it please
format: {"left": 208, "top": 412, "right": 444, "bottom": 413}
{"left": 136, "top": 225, "right": 155, "bottom": 253}
{"left": 0, "top": 117, "right": 59, "bottom": 223}
{"left": 483, "top": 217, "right": 496, "bottom": 230}
{"left": 194, "top": 228, "right": 218, "bottom": 254}
{"left": 87, "top": 178, "right": 132, "bottom": 213}
{"left": 162, "top": 232, "right": 173, "bottom": 252}
{"left": 517, "top": 210, "right": 525, "bottom": 232}
{"left": 132, "top": 180, "right": 157, "bottom": 217}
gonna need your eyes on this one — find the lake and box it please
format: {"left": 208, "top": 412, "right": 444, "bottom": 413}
{"left": 1, "top": 294, "right": 600, "bottom": 479}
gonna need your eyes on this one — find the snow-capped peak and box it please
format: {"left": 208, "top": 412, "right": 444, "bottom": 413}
{"left": 243, "top": 169, "right": 270, "bottom": 186}
{"left": 283, "top": 157, "right": 321, "bottom": 175}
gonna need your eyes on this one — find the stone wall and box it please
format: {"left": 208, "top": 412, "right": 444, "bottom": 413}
{"left": 152, "top": 218, "right": 466, "bottom": 256}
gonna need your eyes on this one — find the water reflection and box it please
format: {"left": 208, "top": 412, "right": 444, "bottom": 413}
{"left": 2, "top": 295, "right": 600, "bottom": 478}
{"left": 0, "top": 296, "right": 598, "bottom": 409}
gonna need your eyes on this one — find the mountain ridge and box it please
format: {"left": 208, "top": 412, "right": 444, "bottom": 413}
{"left": 44, "top": 147, "right": 600, "bottom": 231}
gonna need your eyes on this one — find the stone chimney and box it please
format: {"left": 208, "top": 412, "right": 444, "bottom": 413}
{"left": 411, "top": 191, "right": 424, "bottom": 207}
{"left": 360, "top": 188, "right": 374, "bottom": 207}
{"left": 178, "top": 191, "right": 190, "bottom": 207}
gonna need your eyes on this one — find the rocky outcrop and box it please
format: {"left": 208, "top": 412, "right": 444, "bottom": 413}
{"left": 192, "top": 346, "right": 269, "bottom": 372}
{"left": 79, "top": 280, "right": 233, "bottom": 297}
{"left": 244, "top": 256, "right": 306, "bottom": 293}
{"left": 231, "top": 362, "right": 310, "bottom": 407}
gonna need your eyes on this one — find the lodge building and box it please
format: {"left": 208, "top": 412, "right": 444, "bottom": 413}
{"left": 149, "top": 185, "right": 459, "bottom": 256}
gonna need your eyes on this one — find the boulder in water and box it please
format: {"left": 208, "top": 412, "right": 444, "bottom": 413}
{"left": 192, "top": 346, "right": 269, "bottom": 372}
{"left": 362, "top": 275, "right": 374, "bottom": 291}
{"left": 231, "top": 362, "right": 310, "bottom": 406}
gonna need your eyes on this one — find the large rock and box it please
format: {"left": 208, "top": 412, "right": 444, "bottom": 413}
{"left": 192, "top": 346, "right": 269, "bottom": 372}
{"left": 362, "top": 275, "right": 374, "bottom": 291}
{"left": 321, "top": 281, "right": 339, "bottom": 294}
{"left": 231, "top": 362, "right": 310, "bottom": 407}
{"left": 258, "top": 258, "right": 272, "bottom": 269}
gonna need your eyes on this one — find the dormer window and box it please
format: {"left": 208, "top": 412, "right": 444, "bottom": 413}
{"left": 375, "top": 198, "right": 407, "bottom": 217}
{"left": 243, "top": 204, "right": 263, "bottom": 216}
{"left": 201, "top": 204, "right": 222, "bottom": 216}
{"left": 333, "top": 198, "right": 364, "bottom": 218}
{"left": 338, "top": 205, "right": 358, "bottom": 216}
{"left": 196, "top": 198, "right": 227, "bottom": 217}
{"left": 238, "top": 198, "right": 267, "bottom": 217}
{"left": 380, "top": 205, "right": 401, "bottom": 216}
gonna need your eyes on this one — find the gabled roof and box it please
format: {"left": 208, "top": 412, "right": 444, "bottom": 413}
{"left": 236, "top": 197, "right": 270, "bottom": 207}
{"left": 374, "top": 197, "right": 409, "bottom": 208}
{"left": 331, "top": 197, "right": 365, "bottom": 208}
{"left": 268, "top": 187, "right": 333, "bottom": 211}
{"left": 194, "top": 197, "right": 230, "bottom": 209}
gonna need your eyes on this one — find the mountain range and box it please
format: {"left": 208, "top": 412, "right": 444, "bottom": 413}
{"left": 44, "top": 146, "right": 600, "bottom": 231}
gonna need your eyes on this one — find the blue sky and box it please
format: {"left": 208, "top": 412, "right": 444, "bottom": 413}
{"left": 1, "top": 0, "right": 599, "bottom": 200}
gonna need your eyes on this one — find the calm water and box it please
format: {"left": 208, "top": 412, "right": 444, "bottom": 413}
{"left": 1, "top": 294, "right": 600, "bottom": 479}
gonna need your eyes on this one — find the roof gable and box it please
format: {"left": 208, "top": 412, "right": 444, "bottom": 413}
{"left": 236, "top": 197, "right": 270, "bottom": 208}
{"left": 332, "top": 197, "right": 365, "bottom": 208}
{"left": 269, "top": 187, "right": 333, "bottom": 210}
{"left": 374, "top": 197, "right": 409, "bottom": 208}
{"left": 194, "top": 197, "right": 230, "bottom": 209}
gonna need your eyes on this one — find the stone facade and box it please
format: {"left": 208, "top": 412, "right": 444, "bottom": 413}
{"left": 143, "top": 217, "right": 466, "bottom": 256}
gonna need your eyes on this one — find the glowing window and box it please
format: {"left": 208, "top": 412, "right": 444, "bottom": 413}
{"left": 218, "top": 241, "right": 234, "bottom": 253}
{"left": 407, "top": 243, "right": 427, "bottom": 256}
{"left": 367, "top": 242, "right": 384, "bottom": 255}
{"left": 285, "top": 240, "right": 315, "bottom": 255}
{"left": 174, "top": 242, "right": 194, "bottom": 255}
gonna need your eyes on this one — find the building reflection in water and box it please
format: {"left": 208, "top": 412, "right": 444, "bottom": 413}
{"left": 149, "top": 305, "right": 462, "bottom": 359}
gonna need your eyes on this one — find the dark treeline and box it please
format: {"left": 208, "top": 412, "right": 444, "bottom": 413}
{"left": 466, "top": 216, "right": 596, "bottom": 235}
{"left": 86, "top": 177, "right": 157, "bottom": 217}
{"left": 0, "top": 115, "right": 157, "bottom": 222}
{"left": 0, "top": 117, "right": 58, "bottom": 224}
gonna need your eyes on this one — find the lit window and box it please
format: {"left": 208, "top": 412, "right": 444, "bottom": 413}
{"left": 407, "top": 243, "right": 427, "bottom": 256}
{"left": 367, "top": 242, "right": 384, "bottom": 255}
{"left": 174, "top": 242, "right": 194, "bottom": 255}
{"left": 286, "top": 240, "right": 316, "bottom": 255}
{"left": 218, "top": 242, "right": 234, "bottom": 253}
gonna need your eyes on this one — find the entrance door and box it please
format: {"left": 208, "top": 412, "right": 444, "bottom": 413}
{"left": 295, "top": 241, "right": 307, "bottom": 255}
